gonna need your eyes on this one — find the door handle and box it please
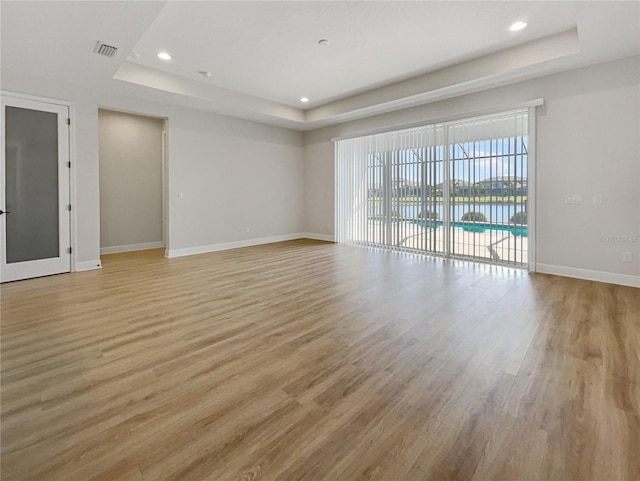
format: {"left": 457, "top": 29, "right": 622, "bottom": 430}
{"left": 0, "top": 209, "right": 11, "bottom": 215}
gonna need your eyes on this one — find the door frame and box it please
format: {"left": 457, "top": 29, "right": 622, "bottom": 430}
{"left": 341, "top": 107, "right": 536, "bottom": 269}
{"left": 97, "top": 106, "right": 169, "bottom": 256}
{"left": 1, "top": 90, "right": 77, "bottom": 274}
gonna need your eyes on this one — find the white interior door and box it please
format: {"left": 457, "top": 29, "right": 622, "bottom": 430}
{"left": 1, "top": 95, "right": 71, "bottom": 282}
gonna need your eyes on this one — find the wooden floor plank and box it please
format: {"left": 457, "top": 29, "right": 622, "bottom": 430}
{"left": 1, "top": 240, "right": 638, "bottom": 480}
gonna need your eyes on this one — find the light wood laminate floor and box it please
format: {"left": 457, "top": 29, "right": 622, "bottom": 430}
{"left": 1, "top": 240, "right": 638, "bottom": 481}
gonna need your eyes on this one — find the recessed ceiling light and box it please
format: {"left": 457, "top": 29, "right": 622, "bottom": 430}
{"left": 318, "top": 39, "right": 330, "bottom": 46}
{"left": 157, "top": 52, "right": 172, "bottom": 60}
{"left": 509, "top": 21, "right": 527, "bottom": 32}
{"left": 300, "top": 97, "right": 309, "bottom": 103}
{"left": 198, "top": 70, "right": 212, "bottom": 78}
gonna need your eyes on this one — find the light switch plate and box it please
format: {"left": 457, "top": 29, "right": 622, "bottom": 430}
{"left": 565, "top": 194, "right": 584, "bottom": 204}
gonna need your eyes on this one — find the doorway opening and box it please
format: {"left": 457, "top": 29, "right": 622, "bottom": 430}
{"left": 98, "top": 109, "right": 167, "bottom": 256}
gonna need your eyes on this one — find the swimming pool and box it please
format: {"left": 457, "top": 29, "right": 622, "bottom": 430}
{"left": 412, "top": 220, "right": 528, "bottom": 237}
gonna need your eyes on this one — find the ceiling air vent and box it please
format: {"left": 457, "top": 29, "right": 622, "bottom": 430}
{"left": 93, "top": 41, "right": 118, "bottom": 58}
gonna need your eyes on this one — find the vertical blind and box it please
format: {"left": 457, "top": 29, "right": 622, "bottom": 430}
{"left": 335, "top": 109, "right": 530, "bottom": 267}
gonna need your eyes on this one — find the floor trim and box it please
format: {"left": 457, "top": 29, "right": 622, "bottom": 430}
{"left": 100, "top": 241, "right": 164, "bottom": 255}
{"left": 537, "top": 263, "right": 639, "bottom": 288}
{"left": 167, "top": 233, "right": 306, "bottom": 258}
{"left": 75, "top": 260, "right": 102, "bottom": 271}
{"left": 304, "top": 233, "right": 335, "bottom": 242}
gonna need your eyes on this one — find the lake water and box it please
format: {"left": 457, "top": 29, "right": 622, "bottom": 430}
{"left": 375, "top": 202, "right": 527, "bottom": 224}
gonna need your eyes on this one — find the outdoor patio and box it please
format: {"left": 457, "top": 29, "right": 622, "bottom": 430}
{"left": 359, "top": 220, "right": 528, "bottom": 266}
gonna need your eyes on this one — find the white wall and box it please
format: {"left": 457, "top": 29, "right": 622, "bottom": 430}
{"left": 1, "top": 70, "right": 305, "bottom": 267}
{"left": 99, "top": 109, "right": 164, "bottom": 252}
{"left": 304, "top": 56, "right": 640, "bottom": 285}
{"left": 167, "top": 108, "right": 304, "bottom": 255}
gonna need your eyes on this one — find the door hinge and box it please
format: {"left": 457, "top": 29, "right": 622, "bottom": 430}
{"left": 67, "top": 161, "right": 71, "bottom": 168}
{"left": 68, "top": 247, "right": 72, "bottom": 254}
{"left": 67, "top": 204, "right": 72, "bottom": 211}
{"left": 67, "top": 118, "right": 71, "bottom": 125}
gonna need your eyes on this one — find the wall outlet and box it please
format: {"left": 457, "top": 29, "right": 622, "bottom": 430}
{"left": 623, "top": 252, "right": 633, "bottom": 263}
{"left": 565, "top": 194, "right": 583, "bottom": 204}
{"left": 593, "top": 194, "right": 602, "bottom": 205}
{"left": 178, "top": 191, "right": 184, "bottom": 200}
{"left": 245, "top": 226, "right": 251, "bottom": 233}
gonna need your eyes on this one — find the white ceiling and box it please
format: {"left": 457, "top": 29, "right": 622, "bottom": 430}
{"left": 130, "top": 1, "right": 579, "bottom": 107}
{"left": 1, "top": 1, "right": 639, "bottom": 130}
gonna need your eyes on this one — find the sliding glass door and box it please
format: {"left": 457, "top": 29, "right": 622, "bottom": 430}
{"left": 336, "top": 109, "right": 530, "bottom": 268}
{"left": 447, "top": 111, "right": 529, "bottom": 265}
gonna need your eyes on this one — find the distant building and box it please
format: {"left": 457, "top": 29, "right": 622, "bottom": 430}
{"left": 474, "top": 176, "right": 527, "bottom": 195}
{"left": 435, "top": 179, "right": 471, "bottom": 196}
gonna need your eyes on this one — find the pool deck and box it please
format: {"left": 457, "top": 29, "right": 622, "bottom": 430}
{"left": 360, "top": 221, "right": 528, "bottom": 266}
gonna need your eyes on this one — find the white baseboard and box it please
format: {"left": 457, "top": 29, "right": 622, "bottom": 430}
{"left": 304, "top": 233, "right": 336, "bottom": 242}
{"left": 536, "top": 263, "right": 640, "bottom": 288}
{"left": 167, "top": 233, "right": 305, "bottom": 258}
{"left": 100, "top": 241, "right": 164, "bottom": 255}
{"left": 75, "top": 260, "right": 102, "bottom": 272}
